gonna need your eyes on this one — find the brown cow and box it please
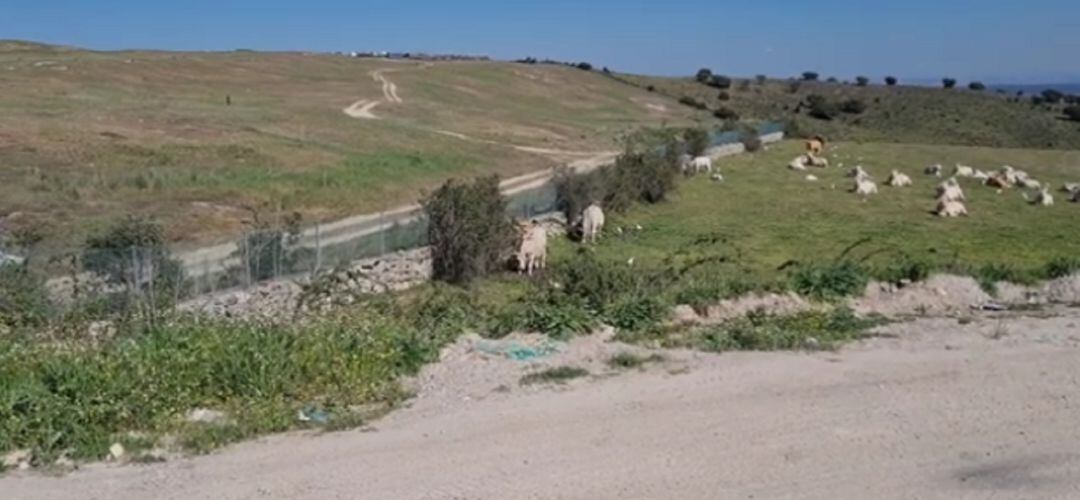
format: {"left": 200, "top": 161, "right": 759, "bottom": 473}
{"left": 805, "top": 135, "right": 826, "bottom": 155}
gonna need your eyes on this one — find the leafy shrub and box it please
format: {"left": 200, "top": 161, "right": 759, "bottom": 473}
{"left": 713, "top": 107, "right": 740, "bottom": 121}
{"left": 942, "top": 78, "right": 957, "bottom": 89}
{"left": 606, "top": 295, "right": 669, "bottom": 332}
{"left": 1063, "top": 106, "right": 1080, "bottom": 122}
{"left": 1041, "top": 89, "right": 1064, "bottom": 103}
{"left": 687, "top": 308, "right": 877, "bottom": 352}
{"left": 423, "top": 176, "right": 517, "bottom": 285}
{"left": 790, "top": 261, "right": 870, "bottom": 300}
{"left": 755, "top": 74, "right": 767, "bottom": 84}
{"left": 607, "top": 352, "right": 664, "bottom": 369}
{"left": 875, "top": 257, "right": 932, "bottom": 285}
{"left": 968, "top": 81, "right": 986, "bottom": 91}
{"left": 695, "top": 68, "right": 713, "bottom": 83}
{"left": 575, "top": 62, "right": 593, "bottom": 71}
{"left": 684, "top": 128, "right": 711, "bottom": 157}
{"left": 1044, "top": 257, "right": 1080, "bottom": 280}
{"left": 678, "top": 96, "right": 708, "bottom": 110}
{"left": 806, "top": 95, "right": 840, "bottom": 120}
{"left": 646, "top": 85, "right": 656, "bottom": 92}
{"left": 839, "top": 98, "right": 867, "bottom": 114}
{"left": 885, "top": 76, "right": 898, "bottom": 86}
{"left": 0, "top": 263, "right": 52, "bottom": 330}
{"left": 707, "top": 74, "right": 732, "bottom": 89}
{"left": 855, "top": 76, "right": 869, "bottom": 86}
{"left": 82, "top": 216, "right": 187, "bottom": 309}
{"left": 519, "top": 293, "right": 598, "bottom": 340}
{"left": 739, "top": 127, "right": 763, "bottom": 152}
{"left": 973, "top": 263, "right": 1038, "bottom": 294}
{"left": 802, "top": 71, "right": 819, "bottom": 81}
{"left": 554, "top": 166, "right": 606, "bottom": 224}
{"left": 717, "top": 91, "right": 730, "bottom": 101}
{"left": 604, "top": 147, "right": 678, "bottom": 209}
{"left": 826, "top": 77, "right": 838, "bottom": 83}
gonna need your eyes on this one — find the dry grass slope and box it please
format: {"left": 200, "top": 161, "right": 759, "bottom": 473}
{"left": 0, "top": 42, "right": 701, "bottom": 251}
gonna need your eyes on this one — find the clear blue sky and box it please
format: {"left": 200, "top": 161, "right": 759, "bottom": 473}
{"left": 3, "top": 0, "right": 1078, "bottom": 83}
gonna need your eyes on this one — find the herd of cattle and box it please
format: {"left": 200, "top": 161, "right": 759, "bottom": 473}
{"left": 512, "top": 136, "right": 1078, "bottom": 274}
{"left": 788, "top": 138, "right": 1080, "bottom": 217}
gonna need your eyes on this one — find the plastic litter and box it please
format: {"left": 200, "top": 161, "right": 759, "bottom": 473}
{"left": 298, "top": 406, "right": 331, "bottom": 425}
{"left": 474, "top": 340, "right": 559, "bottom": 361}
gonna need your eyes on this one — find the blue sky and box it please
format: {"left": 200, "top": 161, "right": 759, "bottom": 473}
{"left": 3, "top": 0, "right": 1078, "bottom": 83}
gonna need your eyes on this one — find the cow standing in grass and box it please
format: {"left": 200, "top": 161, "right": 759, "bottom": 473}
{"left": 516, "top": 221, "right": 547, "bottom": 276}
{"left": 581, "top": 203, "right": 605, "bottom": 244}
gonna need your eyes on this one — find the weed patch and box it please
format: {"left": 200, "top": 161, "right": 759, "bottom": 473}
{"left": 519, "top": 366, "right": 590, "bottom": 386}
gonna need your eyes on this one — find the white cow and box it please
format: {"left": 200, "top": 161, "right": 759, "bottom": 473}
{"left": 689, "top": 156, "right": 712, "bottom": 174}
{"left": 788, "top": 155, "right": 809, "bottom": 171}
{"left": 936, "top": 199, "right": 968, "bottom": 217}
{"left": 516, "top": 222, "right": 548, "bottom": 276}
{"left": 887, "top": 170, "right": 912, "bottom": 187}
{"left": 854, "top": 178, "right": 879, "bottom": 196}
{"left": 954, "top": 164, "right": 976, "bottom": 177}
{"left": 1025, "top": 187, "right": 1055, "bottom": 206}
{"left": 972, "top": 169, "right": 991, "bottom": 181}
{"left": 937, "top": 178, "right": 965, "bottom": 202}
{"left": 581, "top": 203, "right": 605, "bottom": 244}
{"left": 847, "top": 165, "right": 870, "bottom": 180}
{"left": 925, "top": 164, "right": 943, "bottom": 177}
{"left": 807, "top": 154, "right": 829, "bottom": 168}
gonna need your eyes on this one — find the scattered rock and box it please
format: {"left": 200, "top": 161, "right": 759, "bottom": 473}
{"left": 186, "top": 408, "right": 227, "bottom": 424}
{"left": 671, "top": 305, "right": 700, "bottom": 325}
{"left": 109, "top": 443, "right": 125, "bottom": 460}
{"left": 3, "top": 449, "right": 31, "bottom": 469}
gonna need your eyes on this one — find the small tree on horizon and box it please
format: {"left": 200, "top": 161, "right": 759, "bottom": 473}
{"left": 884, "top": 76, "right": 898, "bottom": 86}
{"left": 968, "top": 81, "right": 986, "bottom": 91}
{"left": 802, "top": 71, "right": 820, "bottom": 81}
{"left": 942, "top": 78, "right": 958, "bottom": 89}
{"left": 696, "top": 68, "right": 713, "bottom": 83}
{"left": 855, "top": 76, "right": 869, "bottom": 86}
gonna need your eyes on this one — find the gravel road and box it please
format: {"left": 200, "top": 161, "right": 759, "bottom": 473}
{"left": 4, "top": 311, "right": 1080, "bottom": 499}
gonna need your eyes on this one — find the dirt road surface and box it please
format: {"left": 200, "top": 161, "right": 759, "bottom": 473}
{"left": 5, "top": 312, "right": 1080, "bottom": 499}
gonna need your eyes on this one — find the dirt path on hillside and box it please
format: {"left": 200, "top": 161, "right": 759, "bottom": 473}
{"left": 341, "top": 68, "right": 405, "bottom": 120}
{"left": 6, "top": 310, "right": 1080, "bottom": 499}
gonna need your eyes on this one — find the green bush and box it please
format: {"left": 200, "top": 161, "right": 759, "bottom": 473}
{"left": 717, "top": 91, "right": 731, "bottom": 101}
{"left": 1044, "top": 257, "right": 1080, "bottom": 280}
{"left": 802, "top": 71, "right": 819, "bottom": 81}
{"left": 885, "top": 76, "right": 898, "bottom": 86}
{"left": 713, "top": 107, "right": 740, "bottom": 121}
{"left": 423, "top": 176, "right": 517, "bottom": 285}
{"left": 1064, "top": 106, "right": 1080, "bottom": 122}
{"left": 606, "top": 295, "right": 669, "bottom": 332}
{"left": 687, "top": 308, "right": 877, "bottom": 352}
{"left": 790, "top": 261, "right": 870, "bottom": 300}
{"left": 855, "top": 76, "right": 869, "bottom": 86}
{"left": 519, "top": 293, "right": 598, "bottom": 340}
{"left": 806, "top": 95, "right": 840, "bottom": 120}
{"left": 840, "top": 98, "right": 867, "bottom": 114}
{"left": 0, "top": 264, "right": 52, "bottom": 331}
{"left": 554, "top": 166, "right": 606, "bottom": 224}
{"left": 755, "top": 74, "right": 767, "bottom": 85}
{"left": 972, "top": 263, "right": 1038, "bottom": 294}
{"left": 695, "top": 68, "right": 713, "bottom": 83}
{"left": 875, "top": 257, "right": 932, "bottom": 285}
{"left": 678, "top": 96, "right": 709, "bottom": 110}
{"left": 942, "top": 78, "right": 957, "bottom": 89}
{"left": 707, "top": 74, "right": 732, "bottom": 89}
{"left": 684, "top": 128, "right": 711, "bottom": 157}
{"left": 82, "top": 216, "right": 187, "bottom": 311}
{"left": 739, "top": 127, "right": 763, "bottom": 152}
{"left": 968, "top": 81, "right": 986, "bottom": 91}
{"left": 0, "top": 311, "right": 424, "bottom": 462}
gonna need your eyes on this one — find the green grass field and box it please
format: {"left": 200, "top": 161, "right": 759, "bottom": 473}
{"left": 549, "top": 140, "right": 1080, "bottom": 279}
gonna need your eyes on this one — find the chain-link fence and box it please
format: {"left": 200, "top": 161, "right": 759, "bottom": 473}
{"left": 12, "top": 122, "right": 784, "bottom": 303}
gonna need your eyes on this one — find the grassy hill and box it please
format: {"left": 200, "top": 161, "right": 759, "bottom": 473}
{"left": 621, "top": 74, "right": 1080, "bottom": 149}
{"left": 0, "top": 42, "right": 703, "bottom": 252}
